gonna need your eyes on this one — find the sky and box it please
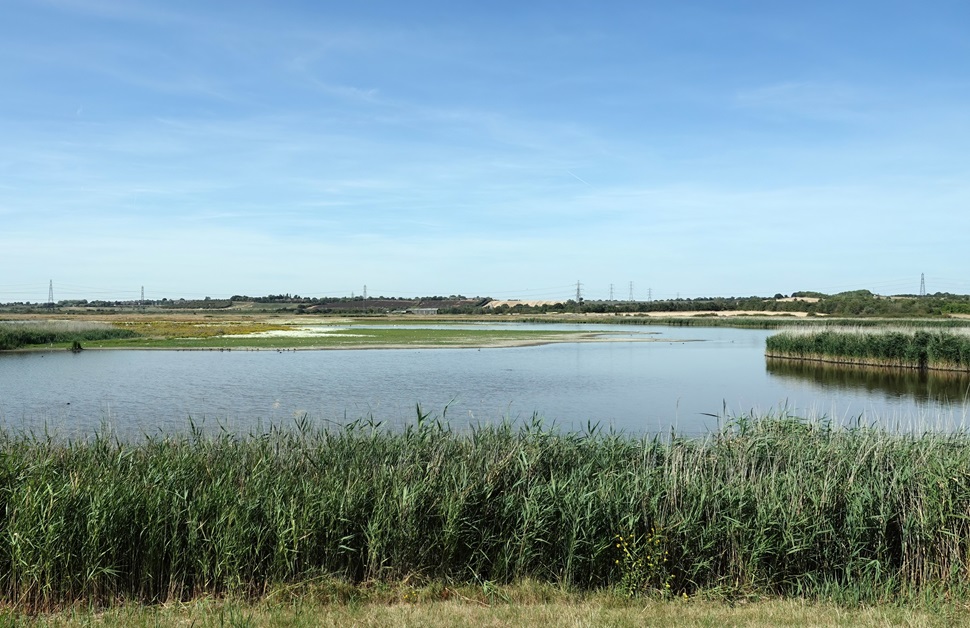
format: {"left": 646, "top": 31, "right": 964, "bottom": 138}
{"left": 2, "top": 0, "right": 969, "bottom": 303}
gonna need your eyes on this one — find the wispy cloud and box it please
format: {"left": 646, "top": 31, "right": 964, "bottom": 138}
{"left": 3, "top": 1, "right": 969, "bottom": 300}
{"left": 734, "top": 80, "right": 878, "bottom": 122}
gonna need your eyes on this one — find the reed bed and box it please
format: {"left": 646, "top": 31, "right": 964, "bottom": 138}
{"left": 766, "top": 327, "right": 970, "bottom": 371}
{"left": 0, "top": 321, "right": 137, "bottom": 350}
{"left": 4, "top": 415, "right": 970, "bottom": 610}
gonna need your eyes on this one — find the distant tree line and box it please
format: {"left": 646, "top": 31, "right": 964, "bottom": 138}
{"left": 3, "top": 290, "right": 970, "bottom": 317}
{"left": 488, "top": 290, "right": 970, "bottom": 318}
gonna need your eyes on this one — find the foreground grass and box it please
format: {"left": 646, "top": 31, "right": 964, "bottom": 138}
{"left": 6, "top": 415, "right": 970, "bottom": 613}
{"left": 7, "top": 582, "right": 963, "bottom": 627}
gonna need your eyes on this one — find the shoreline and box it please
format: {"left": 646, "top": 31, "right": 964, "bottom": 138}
{"left": 2, "top": 332, "right": 701, "bottom": 353}
{"left": 765, "top": 352, "right": 970, "bottom": 374}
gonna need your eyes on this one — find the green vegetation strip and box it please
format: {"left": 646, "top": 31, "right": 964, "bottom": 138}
{"left": 68, "top": 327, "right": 594, "bottom": 350}
{"left": 766, "top": 328, "right": 970, "bottom": 371}
{"left": 0, "top": 321, "right": 597, "bottom": 350}
{"left": 4, "top": 415, "right": 970, "bottom": 611}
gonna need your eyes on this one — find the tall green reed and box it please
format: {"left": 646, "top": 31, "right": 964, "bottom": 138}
{"left": 0, "top": 321, "right": 137, "bottom": 350}
{"left": 3, "top": 414, "right": 970, "bottom": 609}
{"left": 766, "top": 328, "right": 970, "bottom": 371}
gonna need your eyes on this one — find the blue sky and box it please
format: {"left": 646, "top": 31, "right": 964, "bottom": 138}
{"left": 2, "top": 0, "right": 969, "bottom": 303}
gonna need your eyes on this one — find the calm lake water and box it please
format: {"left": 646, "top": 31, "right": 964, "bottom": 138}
{"left": 1, "top": 323, "right": 969, "bottom": 438}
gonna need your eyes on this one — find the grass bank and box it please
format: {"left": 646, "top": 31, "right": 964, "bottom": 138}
{"left": 91, "top": 326, "right": 597, "bottom": 349}
{"left": 1, "top": 319, "right": 599, "bottom": 350}
{"left": 766, "top": 328, "right": 970, "bottom": 371}
{"left": 4, "top": 415, "right": 970, "bottom": 612}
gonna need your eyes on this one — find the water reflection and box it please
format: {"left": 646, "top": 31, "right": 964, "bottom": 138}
{"left": 766, "top": 358, "right": 970, "bottom": 405}
{"left": 4, "top": 325, "right": 970, "bottom": 438}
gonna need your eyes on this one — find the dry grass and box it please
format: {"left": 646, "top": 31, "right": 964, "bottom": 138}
{"left": 8, "top": 588, "right": 961, "bottom": 627}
